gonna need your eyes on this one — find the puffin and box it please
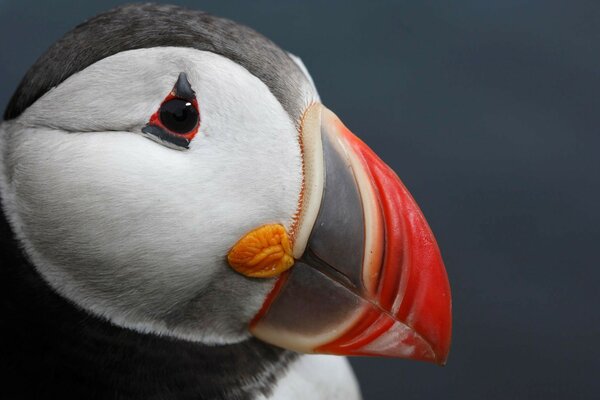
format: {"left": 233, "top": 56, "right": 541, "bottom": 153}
{"left": 0, "top": 4, "right": 452, "bottom": 400}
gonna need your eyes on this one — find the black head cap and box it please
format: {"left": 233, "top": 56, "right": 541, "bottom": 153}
{"left": 4, "top": 3, "right": 309, "bottom": 122}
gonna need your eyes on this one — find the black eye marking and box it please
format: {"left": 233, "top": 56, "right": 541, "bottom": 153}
{"left": 142, "top": 72, "right": 200, "bottom": 150}
{"left": 173, "top": 72, "right": 196, "bottom": 100}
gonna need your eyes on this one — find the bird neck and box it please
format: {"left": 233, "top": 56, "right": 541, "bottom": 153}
{"left": 0, "top": 209, "right": 296, "bottom": 399}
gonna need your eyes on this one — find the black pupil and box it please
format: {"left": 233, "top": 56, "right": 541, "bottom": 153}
{"left": 159, "top": 99, "right": 199, "bottom": 134}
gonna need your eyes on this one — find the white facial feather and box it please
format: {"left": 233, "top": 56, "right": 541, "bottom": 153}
{"left": 262, "top": 355, "right": 361, "bottom": 400}
{"left": 0, "top": 47, "right": 314, "bottom": 343}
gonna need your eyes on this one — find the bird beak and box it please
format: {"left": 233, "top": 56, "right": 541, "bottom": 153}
{"left": 236, "top": 104, "right": 451, "bottom": 364}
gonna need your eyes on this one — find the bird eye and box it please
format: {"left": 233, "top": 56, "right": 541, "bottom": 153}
{"left": 142, "top": 72, "right": 200, "bottom": 149}
{"left": 159, "top": 98, "right": 199, "bottom": 134}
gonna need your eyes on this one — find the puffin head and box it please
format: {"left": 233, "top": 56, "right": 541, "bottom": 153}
{"left": 0, "top": 4, "right": 451, "bottom": 364}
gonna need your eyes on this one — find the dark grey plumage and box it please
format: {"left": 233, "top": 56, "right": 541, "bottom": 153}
{"left": 4, "top": 3, "right": 309, "bottom": 123}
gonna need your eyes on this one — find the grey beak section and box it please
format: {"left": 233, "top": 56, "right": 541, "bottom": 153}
{"left": 300, "top": 127, "right": 365, "bottom": 290}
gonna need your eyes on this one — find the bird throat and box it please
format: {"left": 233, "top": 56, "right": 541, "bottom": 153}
{"left": 0, "top": 209, "right": 297, "bottom": 399}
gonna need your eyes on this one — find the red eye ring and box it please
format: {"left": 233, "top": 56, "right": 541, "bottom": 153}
{"left": 142, "top": 72, "right": 200, "bottom": 149}
{"left": 148, "top": 94, "right": 200, "bottom": 138}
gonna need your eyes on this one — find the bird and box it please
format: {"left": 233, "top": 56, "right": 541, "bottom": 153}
{"left": 0, "top": 4, "right": 452, "bottom": 400}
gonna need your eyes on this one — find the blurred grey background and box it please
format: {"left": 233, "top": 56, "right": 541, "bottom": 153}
{"left": 1, "top": 0, "right": 599, "bottom": 399}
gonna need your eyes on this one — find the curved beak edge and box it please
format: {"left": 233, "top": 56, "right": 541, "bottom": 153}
{"left": 250, "top": 106, "right": 452, "bottom": 365}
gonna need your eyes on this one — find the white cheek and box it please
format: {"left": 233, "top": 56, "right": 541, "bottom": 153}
{"left": 188, "top": 56, "right": 304, "bottom": 234}
{"left": 2, "top": 126, "right": 297, "bottom": 343}
{"left": 0, "top": 50, "right": 304, "bottom": 343}
{"left": 4, "top": 131, "right": 215, "bottom": 315}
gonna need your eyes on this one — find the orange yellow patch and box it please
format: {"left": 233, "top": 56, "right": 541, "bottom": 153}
{"left": 227, "top": 224, "right": 295, "bottom": 278}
